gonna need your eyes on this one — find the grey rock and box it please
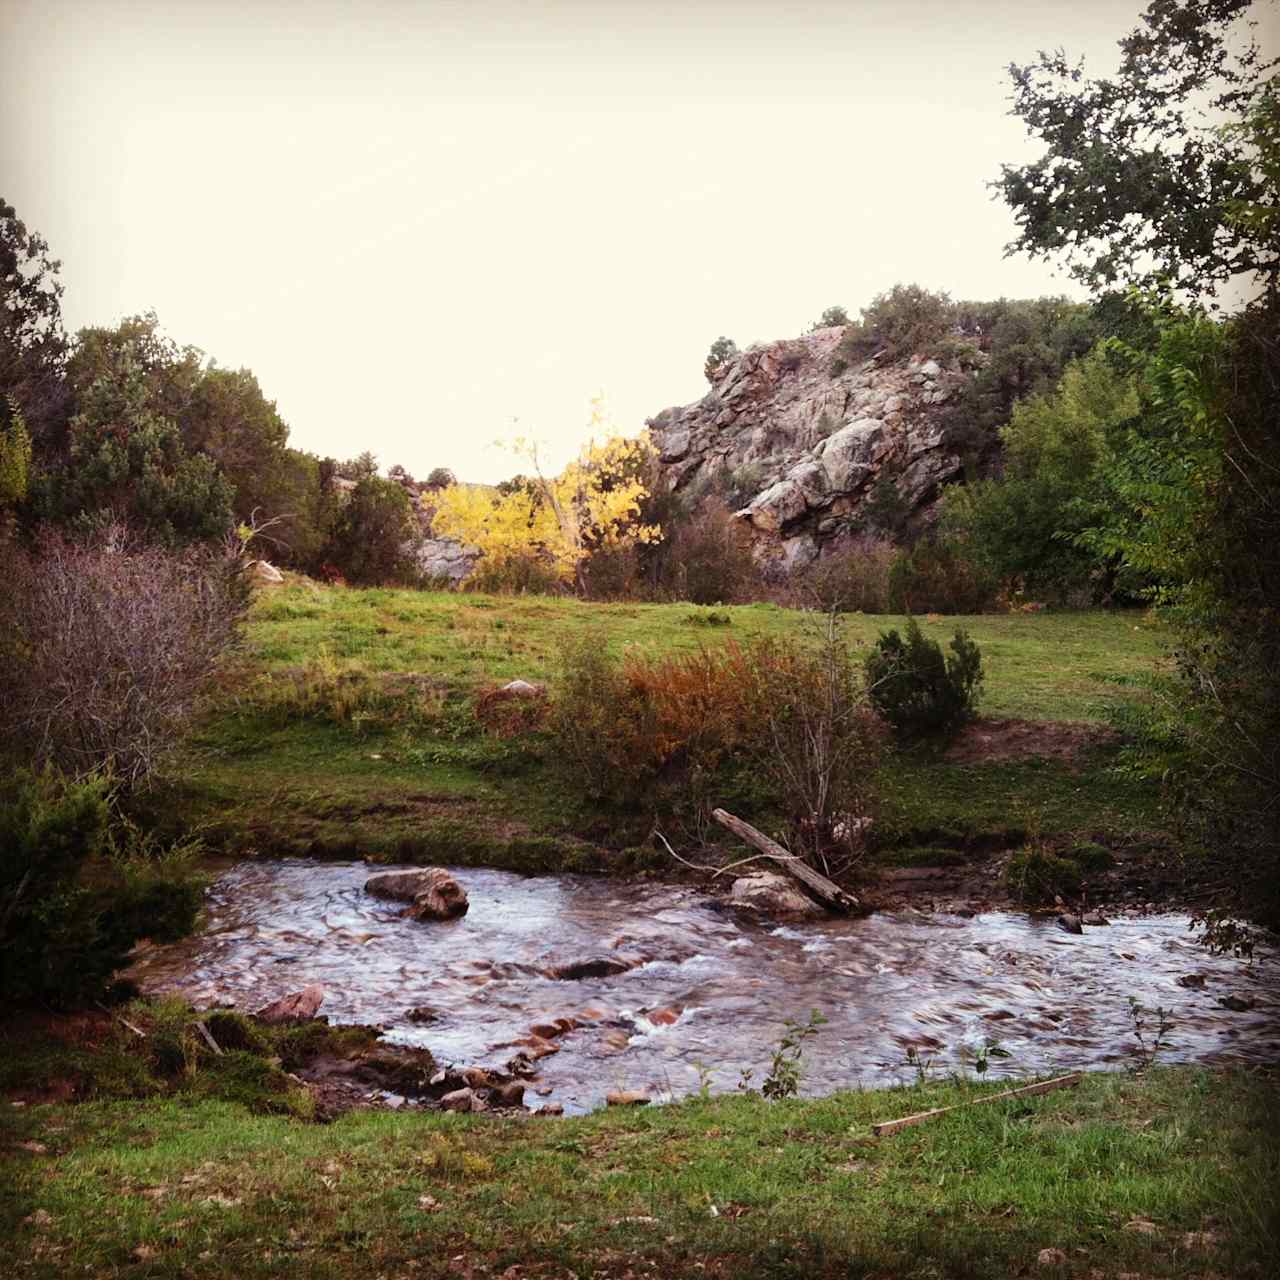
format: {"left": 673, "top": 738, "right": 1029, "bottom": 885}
{"left": 730, "top": 871, "right": 822, "bottom": 919}
{"left": 744, "top": 479, "right": 808, "bottom": 532}
{"left": 417, "top": 537, "right": 479, "bottom": 583}
{"left": 658, "top": 428, "right": 691, "bottom": 462}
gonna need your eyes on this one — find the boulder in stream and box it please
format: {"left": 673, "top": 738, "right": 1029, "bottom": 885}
{"left": 729, "top": 871, "right": 823, "bottom": 919}
{"left": 408, "top": 870, "right": 469, "bottom": 921}
{"left": 365, "top": 867, "right": 469, "bottom": 920}
{"left": 543, "top": 955, "right": 642, "bottom": 980}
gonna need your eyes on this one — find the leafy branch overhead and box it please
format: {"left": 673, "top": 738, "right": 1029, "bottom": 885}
{"left": 998, "top": 0, "right": 1279, "bottom": 294}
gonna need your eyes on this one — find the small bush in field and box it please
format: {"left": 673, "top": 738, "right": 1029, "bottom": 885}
{"left": 0, "top": 525, "right": 250, "bottom": 786}
{"left": 865, "top": 617, "right": 983, "bottom": 735}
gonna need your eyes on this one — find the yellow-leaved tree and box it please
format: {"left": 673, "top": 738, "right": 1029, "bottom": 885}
{"left": 431, "top": 399, "right": 661, "bottom": 592}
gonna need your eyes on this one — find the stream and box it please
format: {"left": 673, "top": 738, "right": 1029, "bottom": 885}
{"left": 127, "top": 859, "right": 1280, "bottom": 1114}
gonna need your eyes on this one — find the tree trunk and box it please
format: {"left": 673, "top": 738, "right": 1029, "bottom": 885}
{"left": 712, "top": 809, "right": 859, "bottom": 914}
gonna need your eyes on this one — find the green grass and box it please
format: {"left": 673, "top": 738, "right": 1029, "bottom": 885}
{"left": 242, "top": 585, "right": 1166, "bottom": 722}
{"left": 4, "top": 1069, "right": 1274, "bottom": 1278}
{"left": 156, "top": 586, "right": 1174, "bottom": 869}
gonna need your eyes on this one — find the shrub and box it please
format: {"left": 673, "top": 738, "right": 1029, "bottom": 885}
{"left": 835, "top": 284, "right": 954, "bottom": 366}
{"left": 0, "top": 770, "right": 202, "bottom": 1009}
{"left": 703, "top": 335, "right": 738, "bottom": 382}
{"left": 0, "top": 524, "right": 250, "bottom": 786}
{"left": 323, "top": 474, "right": 422, "bottom": 586}
{"left": 466, "top": 547, "right": 565, "bottom": 595}
{"left": 799, "top": 536, "right": 895, "bottom": 613}
{"left": 1005, "top": 847, "right": 1083, "bottom": 905}
{"left": 865, "top": 617, "right": 983, "bottom": 734}
{"left": 811, "top": 306, "right": 850, "bottom": 331}
{"left": 1069, "top": 841, "right": 1116, "bottom": 873}
{"left": 657, "top": 500, "right": 762, "bottom": 604}
{"left": 887, "top": 538, "right": 999, "bottom": 614}
{"left": 744, "top": 614, "right": 887, "bottom": 874}
{"left": 550, "top": 624, "right": 884, "bottom": 872}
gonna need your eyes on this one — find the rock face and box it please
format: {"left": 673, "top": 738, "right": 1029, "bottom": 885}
{"left": 416, "top": 536, "right": 479, "bottom": 583}
{"left": 729, "top": 872, "right": 822, "bottom": 919}
{"left": 647, "top": 327, "right": 975, "bottom": 572}
{"left": 365, "top": 868, "right": 469, "bottom": 920}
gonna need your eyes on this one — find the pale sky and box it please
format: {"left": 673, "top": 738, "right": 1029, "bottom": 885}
{"left": 0, "top": 0, "right": 1201, "bottom": 482}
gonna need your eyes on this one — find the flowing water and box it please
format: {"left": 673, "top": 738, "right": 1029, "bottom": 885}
{"left": 128, "top": 860, "right": 1280, "bottom": 1114}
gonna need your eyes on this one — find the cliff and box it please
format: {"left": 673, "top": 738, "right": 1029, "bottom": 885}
{"left": 647, "top": 326, "right": 978, "bottom": 573}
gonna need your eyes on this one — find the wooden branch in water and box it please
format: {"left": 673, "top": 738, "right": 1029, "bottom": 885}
{"left": 870, "top": 1073, "right": 1083, "bottom": 1137}
{"left": 711, "top": 809, "right": 858, "bottom": 914}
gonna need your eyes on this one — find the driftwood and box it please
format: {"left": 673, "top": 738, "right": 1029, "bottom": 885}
{"left": 194, "top": 1020, "right": 224, "bottom": 1056}
{"left": 711, "top": 809, "right": 858, "bottom": 914}
{"left": 870, "top": 1072, "right": 1083, "bottom": 1137}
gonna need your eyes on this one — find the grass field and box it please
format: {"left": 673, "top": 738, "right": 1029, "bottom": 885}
{"left": 5, "top": 1068, "right": 1275, "bottom": 1278}
{"left": 154, "top": 584, "right": 1173, "bottom": 873}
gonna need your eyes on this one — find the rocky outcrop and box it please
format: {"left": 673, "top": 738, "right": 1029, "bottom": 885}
{"left": 647, "top": 327, "right": 976, "bottom": 571}
{"left": 416, "top": 536, "right": 479, "bottom": 583}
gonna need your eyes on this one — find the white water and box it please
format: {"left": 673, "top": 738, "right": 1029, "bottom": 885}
{"left": 127, "top": 860, "right": 1280, "bottom": 1113}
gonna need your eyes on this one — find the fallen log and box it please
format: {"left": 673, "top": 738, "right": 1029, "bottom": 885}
{"left": 711, "top": 808, "right": 858, "bottom": 914}
{"left": 870, "top": 1072, "right": 1083, "bottom": 1137}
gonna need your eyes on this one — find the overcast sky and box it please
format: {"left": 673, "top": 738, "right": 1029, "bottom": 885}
{"left": 0, "top": 0, "right": 1202, "bottom": 482}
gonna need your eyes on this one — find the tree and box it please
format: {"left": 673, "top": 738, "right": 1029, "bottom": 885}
{"left": 811, "top": 305, "right": 850, "bottom": 330}
{"left": 1, "top": 198, "right": 72, "bottom": 451}
{"left": 181, "top": 365, "right": 290, "bottom": 524}
{"left": 433, "top": 416, "right": 661, "bottom": 593}
{"left": 943, "top": 345, "right": 1141, "bottom": 598}
{"left": 337, "top": 450, "right": 379, "bottom": 482}
{"left": 323, "top": 474, "right": 420, "bottom": 585}
{"left": 703, "top": 336, "right": 738, "bottom": 382}
{"left": 998, "top": 0, "right": 1279, "bottom": 296}
{"left": 0, "top": 396, "right": 31, "bottom": 509}
{"left": 36, "top": 337, "right": 233, "bottom": 543}
{"left": 69, "top": 312, "right": 204, "bottom": 427}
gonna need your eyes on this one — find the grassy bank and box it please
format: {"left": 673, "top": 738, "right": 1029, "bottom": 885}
{"left": 4, "top": 1067, "right": 1274, "bottom": 1278}
{"left": 154, "top": 583, "right": 1172, "bottom": 877}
